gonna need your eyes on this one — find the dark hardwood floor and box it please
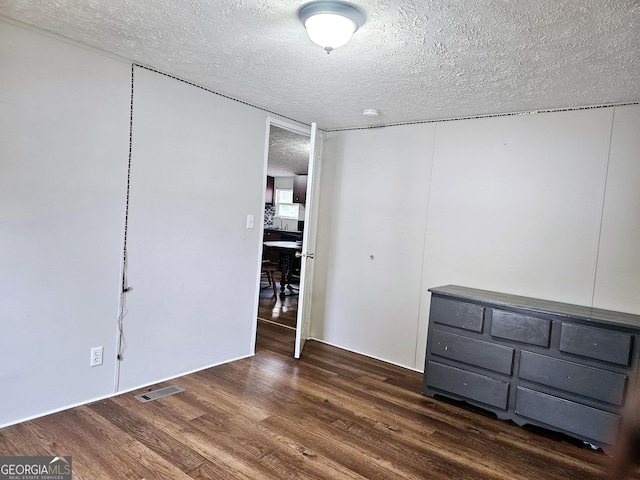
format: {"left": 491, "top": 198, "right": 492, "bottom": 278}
{"left": 258, "top": 273, "right": 298, "bottom": 329}
{"left": 0, "top": 321, "right": 632, "bottom": 479}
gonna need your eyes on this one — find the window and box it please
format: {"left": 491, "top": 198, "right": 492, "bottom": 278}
{"left": 275, "top": 188, "right": 299, "bottom": 219}
{"left": 276, "top": 189, "right": 293, "bottom": 204}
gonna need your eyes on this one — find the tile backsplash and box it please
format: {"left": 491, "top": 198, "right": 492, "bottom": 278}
{"left": 263, "top": 204, "right": 300, "bottom": 231}
{"left": 264, "top": 204, "right": 276, "bottom": 227}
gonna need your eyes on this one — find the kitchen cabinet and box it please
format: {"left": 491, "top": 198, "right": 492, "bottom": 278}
{"left": 263, "top": 230, "right": 282, "bottom": 241}
{"left": 293, "top": 175, "right": 307, "bottom": 204}
{"left": 422, "top": 284, "right": 640, "bottom": 452}
{"left": 265, "top": 176, "right": 274, "bottom": 204}
{"left": 262, "top": 230, "right": 282, "bottom": 263}
{"left": 263, "top": 230, "right": 302, "bottom": 242}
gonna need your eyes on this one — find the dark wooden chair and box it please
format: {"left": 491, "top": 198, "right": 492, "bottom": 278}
{"left": 261, "top": 260, "right": 279, "bottom": 298}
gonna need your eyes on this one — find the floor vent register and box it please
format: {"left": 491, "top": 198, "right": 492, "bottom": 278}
{"left": 134, "top": 385, "right": 185, "bottom": 403}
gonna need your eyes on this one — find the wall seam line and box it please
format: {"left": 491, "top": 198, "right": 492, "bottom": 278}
{"left": 590, "top": 108, "right": 616, "bottom": 308}
{"left": 113, "top": 63, "right": 135, "bottom": 393}
{"left": 413, "top": 124, "right": 438, "bottom": 371}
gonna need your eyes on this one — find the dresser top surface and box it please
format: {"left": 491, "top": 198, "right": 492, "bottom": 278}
{"left": 429, "top": 285, "right": 640, "bottom": 329}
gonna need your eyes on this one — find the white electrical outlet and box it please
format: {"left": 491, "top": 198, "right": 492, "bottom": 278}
{"left": 90, "top": 346, "right": 103, "bottom": 367}
{"left": 246, "top": 214, "right": 254, "bottom": 229}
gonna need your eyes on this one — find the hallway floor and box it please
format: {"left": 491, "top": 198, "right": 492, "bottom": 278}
{"left": 258, "top": 273, "right": 299, "bottom": 329}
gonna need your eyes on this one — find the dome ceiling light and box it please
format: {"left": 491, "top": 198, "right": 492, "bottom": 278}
{"left": 298, "top": 1, "right": 365, "bottom": 54}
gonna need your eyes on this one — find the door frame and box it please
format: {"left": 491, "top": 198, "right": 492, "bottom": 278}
{"left": 250, "top": 116, "right": 312, "bottom": 354}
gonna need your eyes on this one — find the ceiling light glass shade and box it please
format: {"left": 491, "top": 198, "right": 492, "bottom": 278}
{"left": 298, "top": 1, "right": 365, "bottom": 53}
{"left": 304, "top": 13, "right": 356, "bottom": 51}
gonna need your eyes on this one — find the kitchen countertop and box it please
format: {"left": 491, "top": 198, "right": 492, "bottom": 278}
{"left": 264, "top": 227, "right": 303, "bottom": 234}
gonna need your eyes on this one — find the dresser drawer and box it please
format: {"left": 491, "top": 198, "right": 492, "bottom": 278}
{"left": 560, "top": 323, "right": 632, "bottom": 366}
{"left": 515, "top": 387, "right": 619, "bottom": 444}
{"left": 425, "top": 285, "right": 640, "bottom": 451}
{"left": 490, "top": 310, "right": 551, "bottom": 347}
{"left": 430, "top": 329, "right": 514, "bottom": 375}
{"left": 431, "top": 296, "right": 484, "bottom": 332}
{"left": 425, "top": 361, "right": 509, "bottom": 409}
{"left": 519, "top": 351, "right": 627, "bottom": 405}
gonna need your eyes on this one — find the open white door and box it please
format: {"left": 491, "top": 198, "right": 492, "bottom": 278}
{"left": 294, "top": 123, "right": 322, "bottom": 358}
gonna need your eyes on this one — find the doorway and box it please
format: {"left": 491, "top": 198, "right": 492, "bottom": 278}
{"left": 257, "top": 121, "right": 311, "bottom": 334}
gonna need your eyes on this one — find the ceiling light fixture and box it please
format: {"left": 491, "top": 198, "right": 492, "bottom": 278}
{"left": 362, "top": 108, "right": 380, "bottom": 117}
{"left": 298, "top": 1, "right": 365, "bottom": 54}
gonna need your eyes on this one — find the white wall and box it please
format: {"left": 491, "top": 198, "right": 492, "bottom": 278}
{"left": 0, "top": 22, "right": 130, "bottom": 425}
{"left": 0, "top": 21, "right": 283, "bottom": 426}
{"left": 311, "top": 125, "right": 435, "bottom": 367}
{"left": 416, "top": 108, "right": 616, "bottom": 369}
{"left": 593, "top": 105, "right": 640, "bottom": 313}
{"left": 312, "top": 105, "right": 640, "bottom": 371}
{"left": 118, "top": 67, "right": 266, "bottom": 390}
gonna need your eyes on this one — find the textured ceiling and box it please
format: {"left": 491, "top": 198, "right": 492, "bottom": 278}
{"left": 1, "top": 0, "right": 639, "bottom": 130}
{"left": 268, "top": 126, "right": 310, "bottom": 177}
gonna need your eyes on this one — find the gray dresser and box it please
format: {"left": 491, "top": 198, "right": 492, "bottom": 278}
{"left": 422, "top": 285, "right": 640, "bottom": 451}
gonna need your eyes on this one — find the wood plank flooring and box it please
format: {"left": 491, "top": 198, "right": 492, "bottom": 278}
{"left": 0, "top": 321, "right": 634, "bottom": 479}
{"left": 258, "top": 274, "right": 298, "bottom": 328}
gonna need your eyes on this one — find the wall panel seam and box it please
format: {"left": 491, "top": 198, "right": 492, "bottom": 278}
{"left": 413, "top": 124, "right": 438, "bottom": 370}
{"left": 590, "top": 108, "right": 617, "bottom": 308}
